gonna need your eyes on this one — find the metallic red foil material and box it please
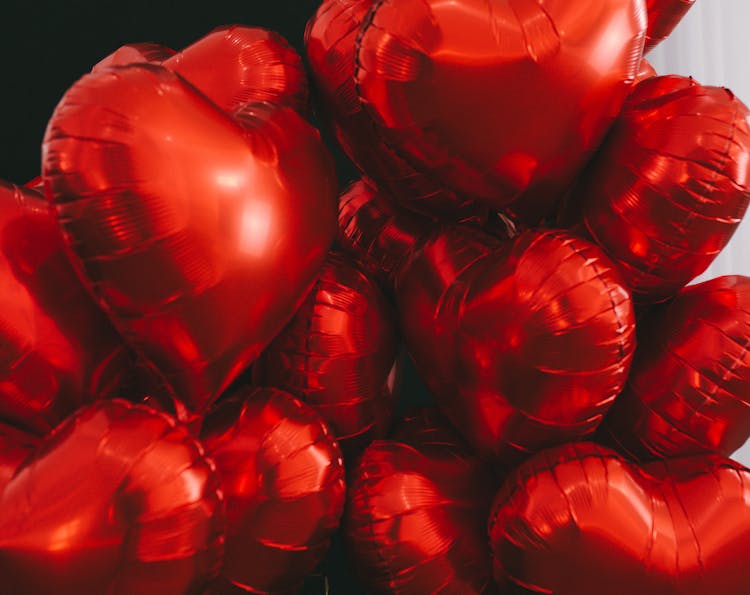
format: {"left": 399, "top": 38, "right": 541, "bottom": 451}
{"left": 254, "top": 252, "right": 398, "bottom": 456}
{"left": 397, "top": 227, "right": 636, "bottom": 463}
{"left": 94, "top": 27, "right": 307, "bottom": 114}
{"left": 201, "top": 386, "right": 346, "bottom": 595}
{"left": 579, "top": 75, "right": 750, "bottom": 303}
{"left": 346, "top": 411, "right": 497, "bottom": 594}
{"left": 489, "top": 442, "right": 750, "bottom": 595}
{"left": 338, "top": 179, "right": 432, "bottom": 292}
{"left": 42, "top": 65, "right": 337, "bottom": 412}
{"left": 93, "top": 42, "right": 176, "bottom": 70}
{"left": 164, "top": 26, "right": 308, "bottom": 114}
{"left": 636, "top": 58, "right": 657, "bottom": 82}
{"left": 0, "top": 180, "right": 135, "bottom": 433}
{"left": 0, "top": 422, "right": 38, "bottom": 493}
{"left": 644, "top": 0, "right": 696, "bottom": 52}
{"left": 391, "top": 407, "right": 469, "bottom": 450}
{"left": 353, "top": 0, "right": 646, "bottom": 223}
{"left": 0, "top": 399, "right": 225, "bottom": 594}
{"left": 601, "top": 275, "right": 750, "bottom": 460}
{"left": 305, "top": 0, "right": 489, "bottom": 223}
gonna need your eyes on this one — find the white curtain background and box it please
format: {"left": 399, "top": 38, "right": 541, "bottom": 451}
{"left": 648, "top": 0, "right": 750, "bottom": 465}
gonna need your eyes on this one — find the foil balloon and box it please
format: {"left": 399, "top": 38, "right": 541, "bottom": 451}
{"left": 489, "top": 442, "right": 750, "bottom": 595}
{"left": 254, "top": 251, "right": 398, "bottom": 455}
{"left": 636, "top": 58, "right": 657, "bottom": 82}
{"left": 644, "top": 0, "right": 696, "bottom": 52}
{"left": 353, "top": 0, "right": 647, "bottom": 223}
{"left": 578, "top": 75, "right": 750, "bottom": 303}
{"left": 397, "top": 227, "right": 636, "bottom": 462}
{"left": 0, "top": 399, "right": 225, "bottom": 594}
{"left": 0, "top": 180, "right": 135, "bottom": 434}
{"left": 164, "top": 25, "right": 309, "bottom": 114}
{"left": 305, "top": 0, "right": 489, "bottom": 223}
{"left": 0, "top": 422, "right": 38, "bottom": 493}
{"left": 200, "top": 386, "right": 345, "bottom": 595}
{"left": 94, "top": 27, "right": 307, "bottom": 114}
{"left": 92, "top": 42, "right": 176, "bottom": 70}
{"left": 392, "top": 407, "right": 475, "bottom": 452}
{"left": 338, "top": 179, "right": 432, "bottom": 291}
{"left": 24, "top": 176, "right": 43, "bottom": 190}
{"left": 345, "top": 412, "right": 497, "bottom": 594}
{"left": 601, "top": 275, "right": 750, "bottom": 460}
{"left": 42, "top": 64, "right": 337, "bottom": 412}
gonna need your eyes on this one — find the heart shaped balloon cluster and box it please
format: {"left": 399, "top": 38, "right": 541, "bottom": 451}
{"left": 2, "top": 1, "right": 750, "bottom": 593}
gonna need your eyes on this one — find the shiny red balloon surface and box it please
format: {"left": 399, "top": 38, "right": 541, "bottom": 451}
{"left": 164, "top": 25, "right": 308, "bottom": 114}
{"left": 636, "top": 58, "right": 657, "bottom": 82}
{"left": 0, "top": 422, "right": 38, "bottom": 493}
{"left": 0, "top": 399, "right": 225, "bottom": 594}
{"left": 391, "top": 407, "right": 467, "bottom": 449}
{"left": 579, "top": 75, "right": 750, "bottom": 303}
{"left": 305, "top": 0, "right": 488, "bottom": 223}
{"left": 397, "top": 227, "right": 635, "bottom": 462}
{"left": 93, "top": 42, "right": 176, "bottom": 70}
{"left": 201, "top": 386, "right": 345, "bottom": 595}
{"left": 489, "top": 442, "right": 750, "bottom": 595}
{"left": 353, "top": 0, "right": 646, "bottom": 223}
{"left": 338, "top": 179, "right": 431, "bottom": 292}
{"left": 94, "top": 27, "right": 307, "bottom": 115}
{"left": 602, "top": 276, "right": 750, "bottom": 459}
{"left": 255, "top": 252, "right": 397, "bottom": 455}
{"left": 346, "top": 413, "right": 496, "bottom": 594}
{"left": 0, "top": 180, "right": 134, "bottom": 433}
{"left": 43, "top": 64, "right": 337, "bottom": 412}
{"left": 644, "top": 0, "right": 696, "bottom": 52}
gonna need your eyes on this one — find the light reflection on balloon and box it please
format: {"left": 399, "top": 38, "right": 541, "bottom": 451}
{"left": 164, "top": 25, "right": 309, "bottom": 114}
{"left": 201, "top": 386, "right": 345, "bottom": 595}
{"left": 397, "top": 226, "right": 635, "bottom": 462}
{"left": 0, "top": 180, "right": 136, "bottom": 433}
{"left": 352, "top": 0, "right": 646, "bottom": 222}
{"left": 305, "top": 0, "right": 490, "bottom": 223}
{"left": 42, "top": 64, "right": 337, "bottom": 413}
{"left": 255, "top": 251, "right": 398, "bottom": 456}
{"left": 0, "top": 399, "right": 225, "bottom": 594}
{"left": 578, "top": 75, "right": 750, "bottom": 303}
{"left": 490, "top": 442, "right": 750, "bottom": 595}
{"left": 601, "top": 275, "right": 750, "bottom": 460}
{"left": 346, "top": 410, "right": 497, "bottom": 594}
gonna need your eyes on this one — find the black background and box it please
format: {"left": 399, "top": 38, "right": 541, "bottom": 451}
{"left": 1, "top": 0, "right": 354, "bottom": 183}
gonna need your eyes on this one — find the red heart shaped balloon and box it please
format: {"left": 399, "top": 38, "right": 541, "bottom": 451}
{"left": 0, "top": 399, "right": 225, "bottom": 594}
{"left": 644, "top": 0, "right": 695, "bottom": 52}
{"left": 602, "top": 275, "right": 750, "bottom": 460}
{"left": 489, "top": 442, "right": 750, "bottom": 595}
{"left": 164, "top": 25, "right": 309, "bottom": 114}
{"left": 0, "top": 180, "right": 136, "bottom": 433}
{"left": 397, "top": 227, "right": 636, "bottom": 462}
{"left": 254, "top": 251, "right": 397, "bottom": 456}
{"left": 305, "top": 0, "right": 489, "bottom": 223}
{"left": 200, "top": 386, "right": 345, "bottom": 595}
{"left": 577, "top": 76, "right": 750, "bottom": 303}
{"left": 346, "top": 412, "right": 497, "bottom": 594}
{"left": 42, "top": 64, "right": 337, "bottom": 412}
{"left": 354, "top": 0, "right": 647, "bottom": 222}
